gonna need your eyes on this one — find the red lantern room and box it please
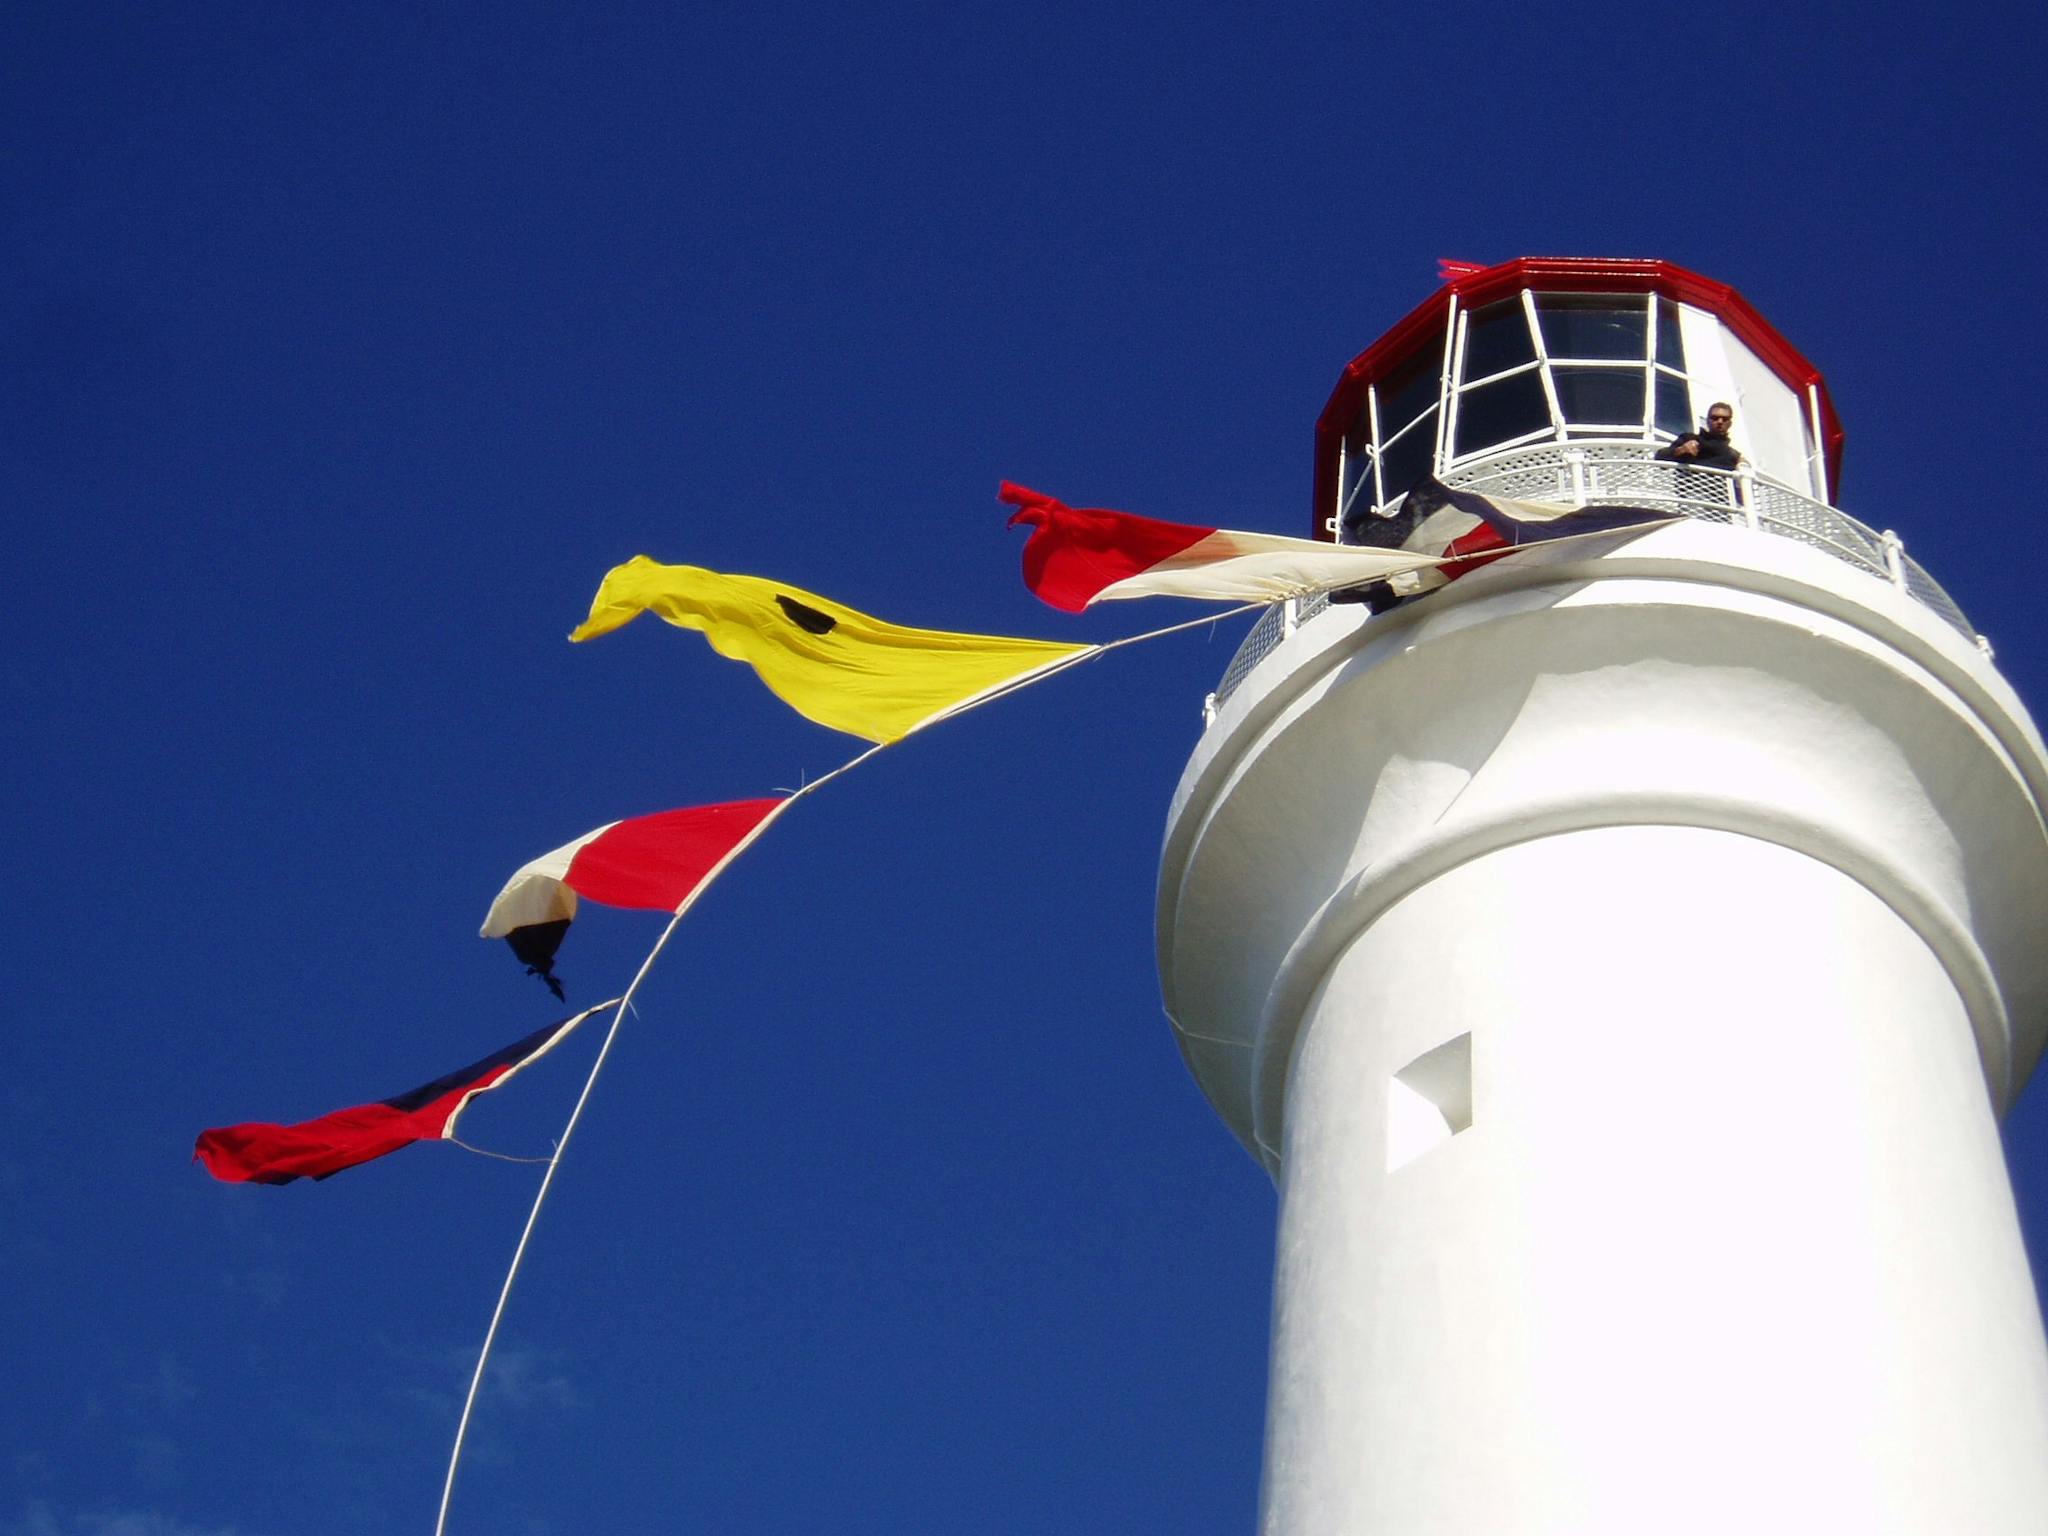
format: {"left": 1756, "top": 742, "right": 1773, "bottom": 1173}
{"left": 1311, "top": 258, "right": 1845, "bottom": 540}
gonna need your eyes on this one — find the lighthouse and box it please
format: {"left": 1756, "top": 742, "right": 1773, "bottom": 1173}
{"left": 1157, "top": 259, "right": 2048, "bottom": 1533}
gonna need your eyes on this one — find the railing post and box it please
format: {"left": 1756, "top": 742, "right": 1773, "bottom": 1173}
{"left": 1881, "top": 530, "right": 1908, "bottom": 592}
{"left": 1737, "top": 465, "right": 1759, "bottom": 530}
{"left": 1202, "top": 692, "right": 1219, "bottom": 727}
{"left": 1565, "top": 447, "right": 1589, "bottom": 507}
{"left": 1282, "top": 596, "right": 1300, "bottom": 640}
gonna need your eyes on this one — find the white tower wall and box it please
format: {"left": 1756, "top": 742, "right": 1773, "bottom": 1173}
{"left": 1159, "top": 520, "right": 2048, "bottom": 1533}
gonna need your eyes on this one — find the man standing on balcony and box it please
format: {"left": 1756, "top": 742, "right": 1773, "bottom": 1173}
{"left": 1658, "top": 402, "right": 1744, "bottom": 469}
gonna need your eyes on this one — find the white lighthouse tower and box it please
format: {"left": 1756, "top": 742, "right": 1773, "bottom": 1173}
{"left": 1157, "top": 259, "right": 2048, "bottom": 1533}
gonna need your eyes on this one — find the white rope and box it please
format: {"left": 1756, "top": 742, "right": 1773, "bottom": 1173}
{"left": 444, "top": 1138, "right": 552, "bottom": 1165}
{"left": 430, "top": 600, "right": 1256, "bottom": 1531}
{"left": 432, "top": 742, "right": 891, "bottom": 1534}
{"left": 434, "top": 973, "right": 665, "bottom": 1531}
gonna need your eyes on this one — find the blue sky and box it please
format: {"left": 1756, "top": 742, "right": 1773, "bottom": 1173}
{"left": 6, "top": 3, "right": 2048, "bottom": 1532}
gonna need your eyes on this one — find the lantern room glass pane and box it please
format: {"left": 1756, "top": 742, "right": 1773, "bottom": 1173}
{"left": 1376, "top": 413, "right": 1438, "bottom": 504}
{"left": 1341, "top": 458, "right": 1369, "bottom": 518}
{"left": 1656, "top": 298, "right": 1686, "bottom": 367}
{"left": 1461, "top": 299, "right": 1536, "bottom": 382}
{"left": 1374, "top": 339, "right": 1445, "bottom": 443}
{"left": 1655, "top": 372, "right": 1692, "bottom": 436}
{"left": 1553, "top": 365, "right": 1647, "bottom": 426}
{"left": 1453, "top": 370, "right": 1550, "bottom": 458}
{"left": 1342, "top": 421, "right": 1375, "bottom": 514}
{"left": 1537, "top": 294, "right": 1648, "bottom": 360}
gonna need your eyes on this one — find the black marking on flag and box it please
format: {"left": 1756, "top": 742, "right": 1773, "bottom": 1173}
{"left": 381, "top": 1015, "right": 577, "bottom": 1113}
{"left": 507, "top": 919, "right": 571, "bottom": 1002}
{"left": 776, "top": 594, "right": 838, "bottom": 635}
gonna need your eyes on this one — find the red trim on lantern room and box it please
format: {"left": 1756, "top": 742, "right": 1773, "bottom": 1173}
{"left": 1310, "top": 257, "right": 1846, "bottom": 539}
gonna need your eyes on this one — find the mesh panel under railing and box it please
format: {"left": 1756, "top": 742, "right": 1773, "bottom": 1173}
{"left": 1902, "top": 555, "right": 1974, "bottom": 638}
{"left": 1748, "top": 481, "right": 1890, "bottom": 576}
{"left": 1452, "top": 446, "right": 1744, "bottom": 527}
{"left": 1212, "top": 590, "right": 1329, "bottom": 707}
{"left": 1208, "top": 442, "right": 1981, "bottom": 716}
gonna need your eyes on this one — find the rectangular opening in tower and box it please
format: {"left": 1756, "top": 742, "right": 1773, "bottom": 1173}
{"left": 1387, "top": 1032, "right": 1473, "bottom": 1172}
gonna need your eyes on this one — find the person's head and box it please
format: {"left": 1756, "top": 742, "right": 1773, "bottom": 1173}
{"left": 1705, "top": 402, "right": 1734, "bottom": 434}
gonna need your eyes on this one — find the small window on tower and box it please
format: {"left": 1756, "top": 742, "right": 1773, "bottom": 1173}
{"left": 1387, "top": 1032, "right": 1473, "bottom": 1172}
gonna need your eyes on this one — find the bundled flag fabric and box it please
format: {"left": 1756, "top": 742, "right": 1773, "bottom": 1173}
{"left": 1338, "top": 474, "right": 1682, "bottom": 611}
{"left": 570, "top": 557, "right": 1088, "bottom": 743}
{"left": 193, "top": 1002, "right": 613, "bottom": 1184}
{"left": 481, "top": 799, "right": 790, "bottom": 994}
{"left": 1000, "top": 482, "right": 1447, "bottom": 611}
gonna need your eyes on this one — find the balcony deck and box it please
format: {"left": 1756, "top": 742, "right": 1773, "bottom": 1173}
{"left": 1210, "top": 442, "right": 1978, "bottom": 719}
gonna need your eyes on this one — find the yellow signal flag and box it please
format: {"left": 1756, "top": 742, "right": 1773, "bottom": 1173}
{"left": 571, "top": 556, "right": 1092, "bottom": 744}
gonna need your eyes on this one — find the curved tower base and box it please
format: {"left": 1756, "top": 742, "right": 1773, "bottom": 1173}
{"left": 1268, "top": 825, "right": 2048, "bottom": 1534}
{"left": 1159, "top": 522, "right": 2048, "bottom": 1534}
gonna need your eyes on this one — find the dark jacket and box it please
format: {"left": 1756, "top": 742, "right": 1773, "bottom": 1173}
{"left": 1656, "top": 429, "right": 1742, "bottom": 471}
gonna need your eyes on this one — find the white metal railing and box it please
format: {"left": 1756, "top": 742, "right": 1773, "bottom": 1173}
{"left": 1207, "top": 442, "right": 1981, "bottom": 722}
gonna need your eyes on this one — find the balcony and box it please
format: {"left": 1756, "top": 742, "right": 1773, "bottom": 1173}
{"left": 1209, "top": 441, "right": 1980, "bottom": 720}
